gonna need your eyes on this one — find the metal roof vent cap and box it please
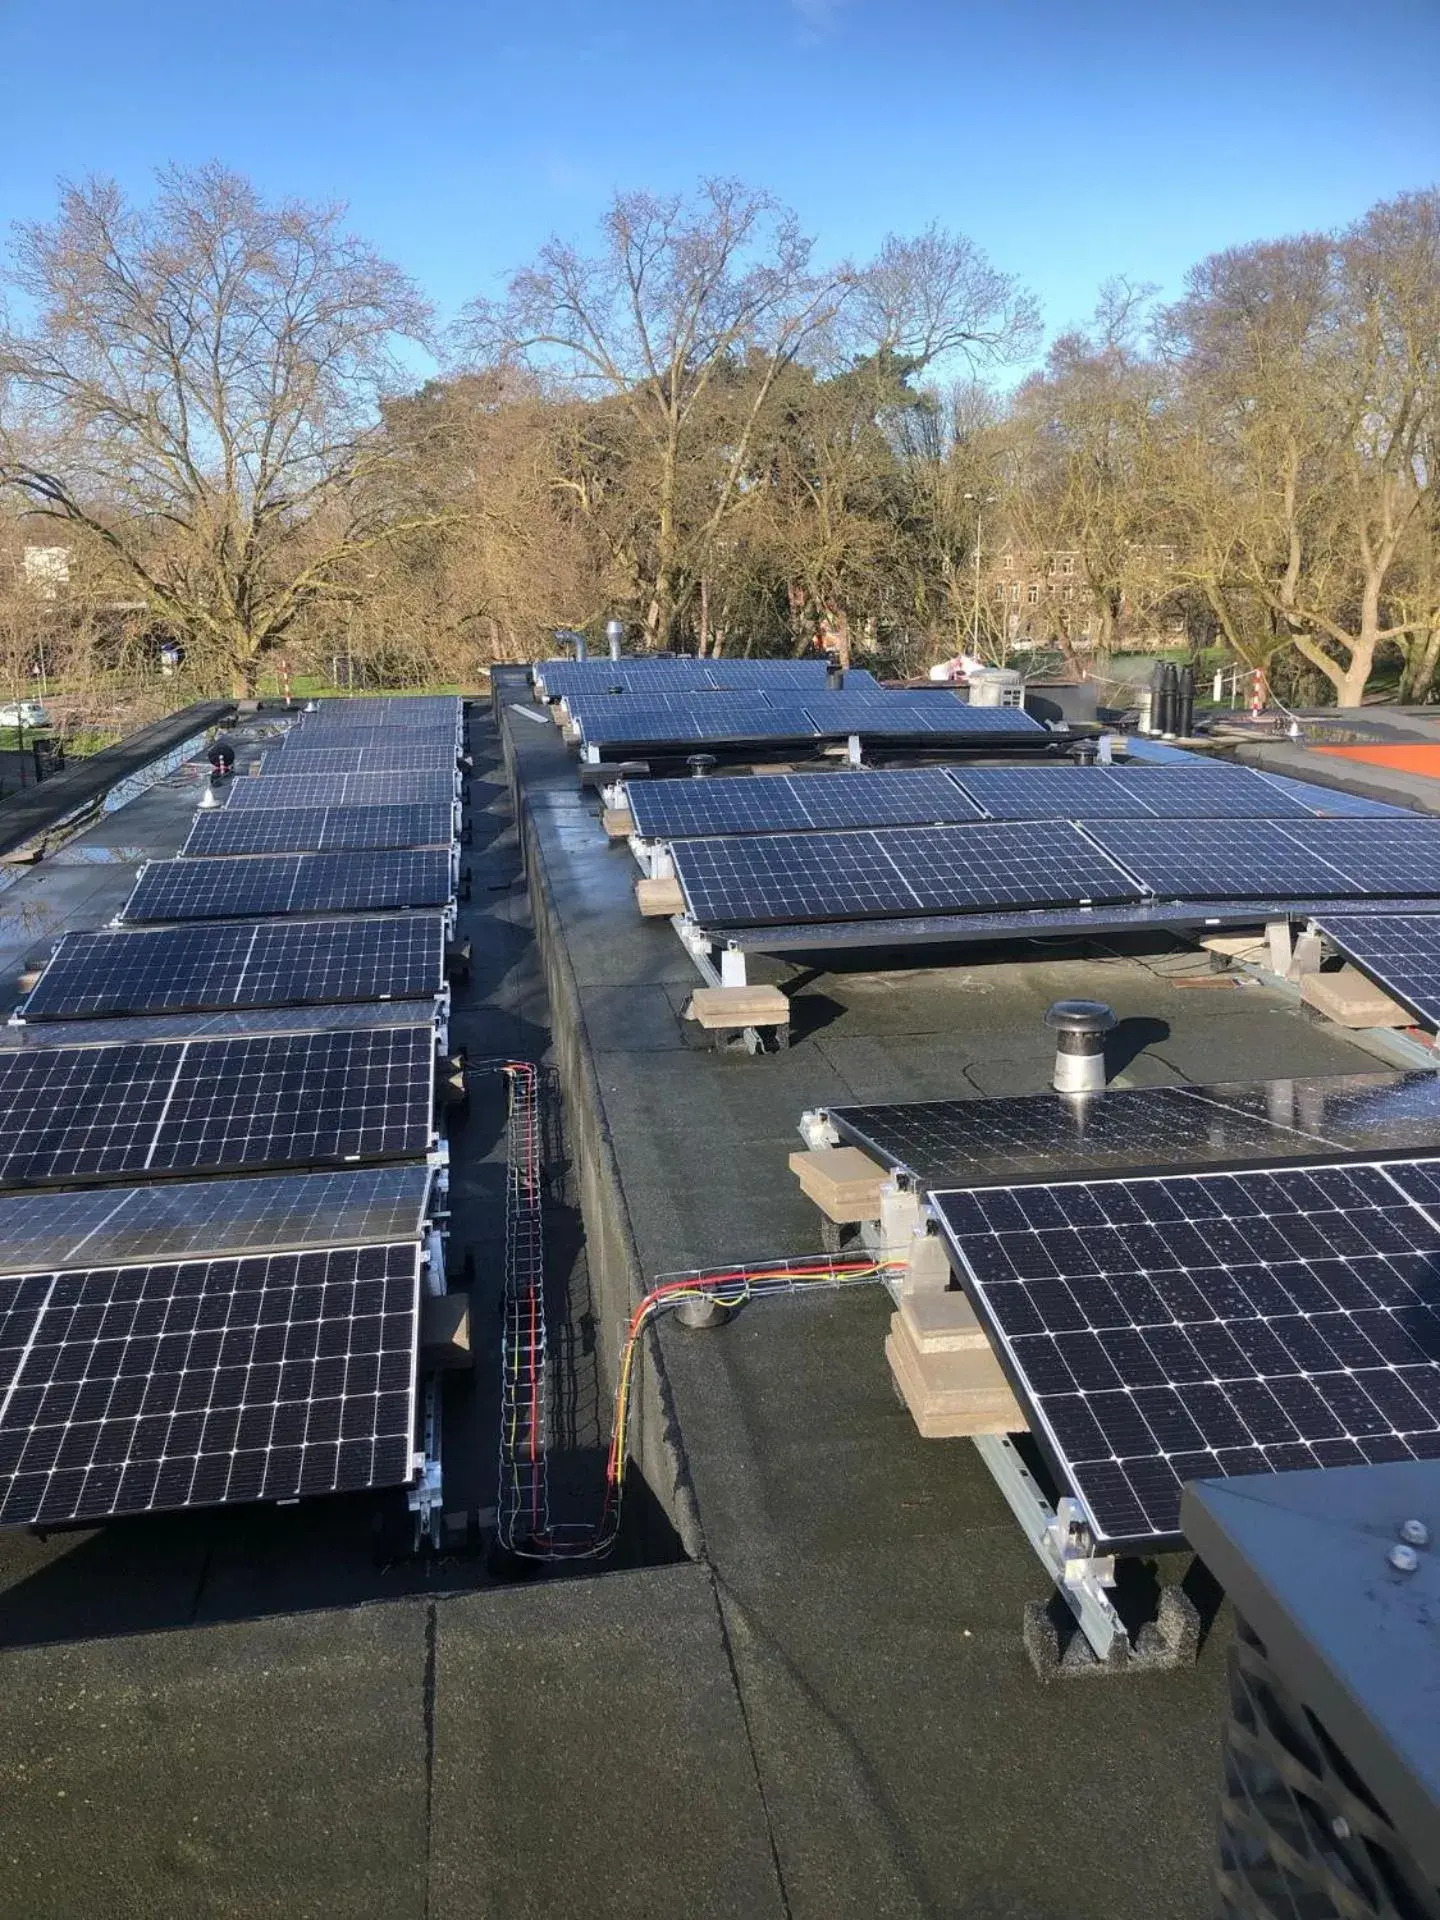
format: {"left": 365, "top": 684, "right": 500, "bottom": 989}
{"left": 687, "top": 754, "right": 717, "bottom": 779}
{"left": 1045, "top": 999, "right": 1117, "bottom": 1095}
{"left": 1070, "top": 738, "right": 1098, "bottom": 766}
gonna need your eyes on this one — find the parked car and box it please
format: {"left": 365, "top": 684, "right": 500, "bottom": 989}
{"left": 0, "top": 701, "right": 51, "bottom": 729}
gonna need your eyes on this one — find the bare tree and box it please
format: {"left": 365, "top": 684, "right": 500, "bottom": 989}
{"left": 0, "top": 165, "right": 446, "bottom": 693}
{"left": 458, "top": 179, "right": 851, "bottom": 648}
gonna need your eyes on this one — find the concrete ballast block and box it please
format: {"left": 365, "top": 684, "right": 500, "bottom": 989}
{"left": 788, "top": 1145, "right": 887, "bottom": 1220}
{"left": 687, "top": 985, "right": 789, "bottom": 1030}
{"left": 1300, "top": 966, "right": 1412, "bottom": 1029}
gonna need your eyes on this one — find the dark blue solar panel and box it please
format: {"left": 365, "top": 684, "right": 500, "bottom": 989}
{"left": 670, "top": 821, "right": 1140, "bottom": 926}
{"left": 1080, "top": 819, "right": 1361, "bottom": 899}
{"left": 801, "top": 692, "right": 1044, "bottom": 737}
{"left": 227, "top": 771, "right": 458, "bottom": 809}
{"left": 1315, "top": 914, "right": 1440, "bottom": 1030}
{"left": 185, "top": 803, "right": 454, "bottom": 857}
{"left": 934, "top": 1157, "right": 1440, "bottom": 1547}
{"left": 626, "top": 768, "right": 983, "bottom": 838}
{"left": 1278, "top": 819, "right": 1440, "bottom": 896}
{"left": 121, "top": 850, "right": 453, "bottom": 922}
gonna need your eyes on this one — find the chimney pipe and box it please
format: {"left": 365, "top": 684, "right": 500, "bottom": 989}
{"left": 1045, "top": 999, "right": 1116, "bottom": 1095}
{"left": 605, "top": 617, "right": 625, "bottom": 662}
{"left": 824, "top": 648, "right": 844, "bottom": 691}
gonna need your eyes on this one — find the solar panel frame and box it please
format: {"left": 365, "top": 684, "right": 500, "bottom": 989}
{"left": 670, "top": 820, "right": 1143, "bottom": 927}
{"left": 0, "top": 1000, "right": 441, "bottom": 1051}
{"left": 120, "top": 849, "right": 454, "bottom": 923}
{"left": 800, "top": 693, "right": 1046, "bottom": 738}
{"left": 0, "top": 1240, "right": 422, "bottom": 1527}
{"left": 20, "top": 915, "right": 448, "bottom": 1020}
{"left": 1277, "top": 819, "right": 1440, "bottom": 897}
{"left": 933, "top": 1156, "right": 1440, "bottom": 1548}
{"left": 0, "top": 1166, "right": 435, "bottom": 1274}
{"left": 226, "top": 771, "right": 459, "bottom": 809}
{"left": 184, "top": 803, "right": 456, "bottom": 857}
{"left": 0, "top": 1023, "right": 437, "bottom": 1188}
{"left": 1078, "top": 818, "right": 1362, "bottom": 900}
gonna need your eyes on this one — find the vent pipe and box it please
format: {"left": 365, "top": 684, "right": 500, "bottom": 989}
{"left": 605, "top": 617, "right": 625, "bottom": 661}
{"left": 1046, "top": 999, "right": 1116, "bottom": 1095}
{"left": 687, "top": 754, "right": 717, "bottom": 779}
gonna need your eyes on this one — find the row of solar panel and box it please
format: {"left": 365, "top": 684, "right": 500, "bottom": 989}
{"left": 566, "top": 690, "right": 1044, "bottom": 746}
{"left": 0, "top": 695, "right": 464, "bottom": 1528}
{"left": 534, "top": 657, "right": 866, "bottom": 700}
{"left": 813, "top": 1075, "right": 1440, "bottom": 1550}
{"left": 623, "top": 762, "right": 1406, "bottom": 840}
{"left": 666, "top": 816, "right": 1440, "bottom": 928}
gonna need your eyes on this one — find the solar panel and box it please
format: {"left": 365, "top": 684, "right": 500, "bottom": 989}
{"left": 1248, "top": 772, "right": 1409, "bottom": 817}
{"left": 1278, "top": 819, "right": 1440, "bottom": 896}
{"left": 300, "top": 697, "right": 459, "bottom": 725}
{"left": 1108, "top": 765, "right": 1319, "bottom": 818}
{"left": 800, "top": 693, "right": 1045, "bottom": 737}
{"left": 226, "top": 771, "right": 458, "bottom": 809}
{"left": 0, "top": 1024, "right": 435, "bottom": 1187}
{"left": 1315, "top": 915, "right": 1440, "bottom": 1030}
{"left": 1079, "top": 819, "right": 1359, "bottom": 899}
{"left": 954, "top": 767, "right": 1160, "bottom": 820}
{"left": 573, "top": 699, "right": 820, "bottom": 747}
{"left": 185, "top": 803, "right": 455, "bottom": 857}
{"left": 827, "top": 1072, "right": 1440, "bottom": 1190}
{"left": 670, "top": 821, "right": 1141, "bottom": 927}
{"left": 0, "top": 1240, "right": 421, "bottom": 1526}
{"left": 0, "top": 1166, "right": 434, "bottom": 1274}
{"left": 537, "top": 658, "right": 844, "bottom": 700}
{"left": 21, "top": 916, "right": 447, "bottom": 1020}
{"left": 0, "top": 1000, "right": 440, "bottom": 1051}
{"left": 120, "top": 850, "right": 453, "bottom": 922}
{"left": 269, "top": 744, "right": 459, "bottom": 774}
{"left": 932, "top": 1157, "right": 1440, "bottom": 1547}
{"left": 626, "top": 768, "right": 984, "bottom": 839}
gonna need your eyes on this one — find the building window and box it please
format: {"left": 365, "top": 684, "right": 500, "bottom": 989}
{"left": 1000, "top": 553, "right": 1013, "bottom": 572}
{"left": 1027, "top": 584, "right": 1039, "bottom": 605}
{"left": 1064, "top": 585, "right": 1074, "bottom": 601}
{"left": 1062, "top": 554, "right": 1075, "bottom": 575}
{"left": 1010, "top": 583, "right": 1021, "bottom": 604}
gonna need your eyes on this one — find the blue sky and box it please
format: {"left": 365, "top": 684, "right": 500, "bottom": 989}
{"left": 2, "top": 0, "right": 1437, "bottom": 370}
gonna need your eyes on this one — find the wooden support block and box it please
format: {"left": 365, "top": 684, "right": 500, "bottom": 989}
{"left": 687, "top": 984, "right": 790, "bottom": 1030}
{"left": 887, "top": 1299, "right": 1025, "bottom": 1439}
{"left": 1301, "top": 966, "right": 1412, "bottom": 1029}
{"left": 896, "top": 1288, "right": 991, "bottom": 1353}
{"left": 602, "top": 806, "right": 635, "bottom": 840}
{"left": 636, "top": 875, "right": 685, "bottom": 917}
{"left": 421, "top": 1292, "right": 472, "bottom": 1371}
{"left": 750, "top": 764, "right": 795, "bottom": 775}
{"left": 1200, "top": 931, "right": 1266, "bottom": 958}
{"left": 788, "top": 1145, "right": 887, "bottom": 1221}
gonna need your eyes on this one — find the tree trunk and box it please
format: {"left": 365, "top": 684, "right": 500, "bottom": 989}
{"left": 698, "top": 576, "right": 711, "bottom": 657}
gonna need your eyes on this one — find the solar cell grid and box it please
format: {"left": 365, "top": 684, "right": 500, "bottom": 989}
{"left": 227, "top": 771, "right": 457, "bottom": 809}
{"left": 0, "top": 1025, "right": 435, "bottom": 1186}
{"left": 934, "top": 1156, "right": 1440, "bottom": 1546}
{"left": 575, "top": 701, "right": 820, "bottom": 746}
{"left": 121, "top": 849, "right": 453, "bottom": 922}
{"left": 22, "top": 916, "right": 446, "bottom": 1020}
{"left": 953, "top": 768, "right": 1159, "bottom": 820}
{"left": 0, "top": 1241, "right": 420, "bottom": 1526}
{"left": 1280, "top": 819, "right": 1440, "bottom": 896}
{"left": 627, "top": 768, "right": 983, "bottom": 839}
{"left": 184, "top": 803, "right": 455, "bottom": 857}
{"left": 670, "top": 820, "right": 1140, "bottom": 926}
{"left": 1248, "top": 772, "right": 1408, "bottom": 817}
{"left": 827, "top": 1072, "right": 1440, "bottom": 1191}
{"left": 270, "top": 744, "right": 459, "bottom": 774}
{"left": 800, "top": 693, "right": 1044, "bottom": 737}
{"left": 1315, "top": 915, "right": 1440, "bottom": 1031}
{"left": 1080, "top": 818, "right": 1360, "bottom": 899}
{"left": 0, "top": 1167, "right": 433, "bottom": 1274}
{"left": 301, "top": 697, "right": 458, "bottom": 724}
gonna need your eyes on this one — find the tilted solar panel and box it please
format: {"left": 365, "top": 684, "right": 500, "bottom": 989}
{"left": 21, "top": 915, "right": 447, "bottom": 1020}
{"left": 933, "top": 1158, "right": 1440, "bottom": 1547}
{"left": 0, "top": 1166, "right": 434, "bottom": 1274}
{"left": 0, "top": 1023, "right": 435, "bottom": 1186}
{"left": 670, "top": 820, "right": 1140, "bottom": 926}
{"left": 1315, "top": 914, "right": 1440, "bottom": 1030}
{"left": 0, "top": 1241, "right": 421, "bottom": 1526}
{"left": 0, "top": 1001, "right": 439, "bottom": 1051}
{"left": 1107, "top": 765, "right": 1319, "bottom": 818}
{"left": 574, "top": 700, "right": 820, "bottom": 747}
{"left": 1079, "top": 818, "right": 1360, "bottom": 899}
{"left": 121, "top": 849, "right": 453, "bottom": 922}
{"left": 269, "top": 744, "right": 459, "bottom": 775}
{"left": 185, "top": 802, "right": 455, "bottom": 857}
{"left": 226, "top": 771, "right": 457, "bottom": 809}
{"left": 1248, "top": 771, "right": 1409, "bottom": 817}
{"left": 1279, "top": 818, "right": 1440, "bottom": 896}
{"left": 826, "top": 1072, "right": 1440, "bottom": 1190}
{"left": 299, "top": 696, "right": 459, "bottom": 724}
{"left": 627, "top": 768, "right": 984, "bottom": 839}
{"left": 800, "top": 693, "right": 1045, "bottom": 737}
{"left": 953, "top": 767, "right": 1160, "bottom": 820}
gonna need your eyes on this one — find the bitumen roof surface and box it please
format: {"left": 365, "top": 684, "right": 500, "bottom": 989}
{"left": 0, "top": 691, "right": 1429, "bottom": 1919}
